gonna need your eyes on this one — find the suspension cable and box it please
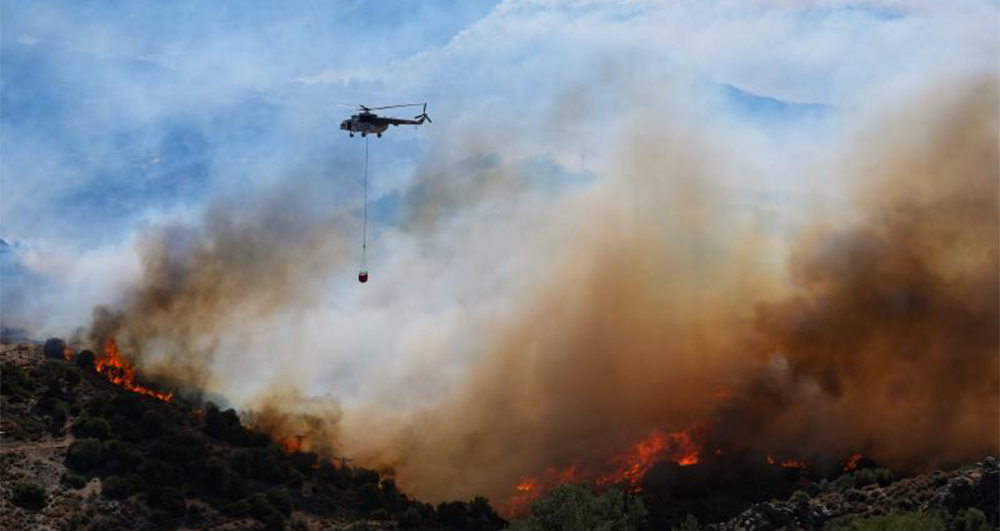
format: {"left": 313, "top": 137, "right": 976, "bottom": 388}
{"left": 362, "top": 135, "right": 368, "bottom": 268}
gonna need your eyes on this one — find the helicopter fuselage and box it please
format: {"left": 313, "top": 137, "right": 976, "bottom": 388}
{"left": 340, "top": 110, "right": 428, "bottom": 137}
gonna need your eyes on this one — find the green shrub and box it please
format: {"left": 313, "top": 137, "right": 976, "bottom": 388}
{"left": 149, "top": 485, "right": 186, "bottom": 517}
{"left": 1, "top": 362, "right": 32, "bottom": 396}
{"left": 62, "top": 472, "right": 87, "bottom": 489}
{"left": 102, "top": 439, "right": 145, "bottom": 473}
{"left": 63, "top": 366, "right": 82, "bottom": 387}
{"left": 673, "top": 514, "right": 700, "bottom": 531}
{"left": 101, "top": 475, "right": 141, "bottom": 500}
{"left": 268, "top": 489, "right": 294, "bottom": 516}
{"left": 71, "top": 416, "right": 113, "bottom": 440}
{"left": 37, "top": 360, "right": 67, "bottom": 393}
{"left": 139, "top": 409, "right": 164, "bottom": 438}
{"left": 791, "top": 490, "right": 811, "bottom": 504}
{"left": 398, "top": 506, "right": 422, "bottom": 528}
{"left": 825, "top": 511, "right": 945, "bottom": 531}
{"left": 249, "top": 493, "right": 280, "bottom": 521}
{"left": 138, "top": 459, "right": 183, "bottom": 487}
{"left": 66, "top": 437, "right": 104, "bottom": 470}
{"left": 263, "top": 511, "right": 286, "bottom": 531}
{"left": 952, "top": 508, "right": 987, "bottom": 531}
{"left": 50, "top": 399, "right": 69, "bottom": 427}
{"left": 12, "top": 481, "right": 47, "bottom": 510}
{"left": 853, "top": 468, "right": 895, "bottom": 488}
{"left": 508, "top": 484, "right": 647, "bottom": 531}
{"left": 76, "top": 349, "right": 96, "bottom": 370}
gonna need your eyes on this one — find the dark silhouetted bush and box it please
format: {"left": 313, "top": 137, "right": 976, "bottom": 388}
{"left": 398, "top": 506, "right": 422, "bottom": 528}
{"left": 149, "top": 485, "right": 186, "bottom": 517}
{"left": 953, "top": 508, "right": 988, "bottom": 531}
{"left": 71, "top": 416, "right": 113, "bottom": 440}
{"left": 66, "top": 437, "right": 104, "bottom": 470}
{"left": 436, "top": 501, "right": 469, "bottom": 528}
{"left": 672, "top": 514, "right": 700, "bottom": 531}
{"left": 358, "top": 482, "right": 382, "bottom": 513}
{"left": 50, "top": 400, "right": 69, "bottom": 426}
{"left": 1, "top": 362, "right": 32, "bottom": 397}
{"left": 102, "top": 439, "right": 145, "bottom": 473}
{"left": 825, "top": 511, "right": 944, "bottom": 531}
{"left": 354, "top": 468, "right": 380, "bottom": 487}
{"left": 102, "top": 475, "right": 142, "bottom": 500}
{"left": 139, "top": 409, "right": 164, "bottom": 438}
{"left": 507, "top": 484, "right": 646, "bottom": 531}
{"left": 63, "top": 366, "right": 82, "bottom": 387}
{"left": 268, "top": 489, "right": 294, "bottom": 516}
{"left": 61, "top": 472, "right": 87, "bottom": 489}
{"left": 43, "top": 337, "right": 67, "bottom": 359}
{"left": 76, "top": 349, "right": 95, "bottom": 370}
{"left": 138, "top": 459, "right": 184, "bottom": 487}
{"left": 13, "top": 481, "right": 47, "bottom": 510}
{"left": 263, "top": 511, "right": 286, "bottom": 531}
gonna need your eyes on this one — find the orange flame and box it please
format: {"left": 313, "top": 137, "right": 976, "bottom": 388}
{"left": 96, "top": 338, "right": 173, "bottom": 402}
{"left": 843, "top": 453, "right": 864, "bottom": 472}
{"left": 276, "top": 434, "right": 305, "bottom": 453}
{"left": 767, "top": 454, "right": 808, "bottom": 470}
{"left": 503, "top": 425, "right": 708, "bottom": 516}
{"left": 596, "top": 427, "right": 707, "bottom": 491}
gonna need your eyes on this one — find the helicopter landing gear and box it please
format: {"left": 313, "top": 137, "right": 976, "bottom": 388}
{"left": 350, "top": 133, "right": 354, "bottom": 137}
{"left": 376, "top": 133, "right": 381, "bottom": 138}
{"left": 361, "top": 132, "right": 367, "bottom": 137}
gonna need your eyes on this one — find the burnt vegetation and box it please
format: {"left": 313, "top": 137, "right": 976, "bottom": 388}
{"left": 1, "top": 343, "right": 506, "bottom": 531}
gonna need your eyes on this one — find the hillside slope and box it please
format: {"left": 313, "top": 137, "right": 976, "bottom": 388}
{"left": 0, "top": 343, "right": 506, "bottom": 531}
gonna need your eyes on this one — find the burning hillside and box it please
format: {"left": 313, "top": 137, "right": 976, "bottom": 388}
{"left": 57, "top": 73, "right": 998, "bottom": 528}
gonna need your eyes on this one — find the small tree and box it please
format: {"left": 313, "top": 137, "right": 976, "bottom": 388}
{"left": 76, "top": 349, "right": 96, "bottom": 370}
{"left": 13, "top": 481, "right": 47, "bottom": 510}
{"left": 43, "top": 337, "right": 67, "bottom": 359}
{"left": 66, "top": 437, "right": 104, "bottom": 470}
{"left": 508, "top": 484, "right": 647, "bottom": 531}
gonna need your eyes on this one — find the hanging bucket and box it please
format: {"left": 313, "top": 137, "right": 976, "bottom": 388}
{"left": 358, "top": 270, "right": 368, "bottom": 283}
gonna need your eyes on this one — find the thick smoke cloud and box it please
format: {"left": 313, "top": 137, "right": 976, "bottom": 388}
{"left": 335, "top": 75, "right": 999, "bottom": 504}
{"left": 78, "top": 73, "right": 997, "bottom": 509}
{"left": 742, "top": 77, "right": 999, "bottom": 468}
{"left": 86, "top": 177, "right": 353, "bottom": 392}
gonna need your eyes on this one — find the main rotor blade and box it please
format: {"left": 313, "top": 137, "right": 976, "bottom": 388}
{"left": 366, "top": 103, "right": 424, "bottom": 111}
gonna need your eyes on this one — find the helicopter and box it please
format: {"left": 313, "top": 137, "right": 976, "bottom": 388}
{"left": 340, "top": 103, "right": 432, "bottom": 138}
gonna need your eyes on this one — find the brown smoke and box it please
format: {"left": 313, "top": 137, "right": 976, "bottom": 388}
{"left": 86, "top": 177, "right": 353, "bottom": 390}
{"left": 742, "top": 76, "right": 999, "bottom": 468}
{"left": 82, "top": 71, "right": 998, "bottom": 510}
{"left": 343, "top": 76, "right": 999, "bottom": 504}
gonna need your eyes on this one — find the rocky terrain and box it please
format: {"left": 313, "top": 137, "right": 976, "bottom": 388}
{"left": 709, "top": 459, "right": 998, "bottom": 531}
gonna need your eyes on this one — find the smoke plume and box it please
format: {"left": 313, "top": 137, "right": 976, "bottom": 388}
{"left": 83, "top": 73, "right": 998, "bottom": 508}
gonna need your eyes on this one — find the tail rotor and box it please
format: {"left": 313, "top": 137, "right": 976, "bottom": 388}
{"left": 414, "top": 103, "right": 432, "bottom": 124}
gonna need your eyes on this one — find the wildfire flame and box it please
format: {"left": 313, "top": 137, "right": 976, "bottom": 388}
{"left": 767, "top": 454, "right": 808, "bottom": 470}
{"left": 504, "top": 425, "right": 707, "bottom": 515}
{"left": 843, "top": 453, "right": 864, "bottom": 472}
{"left": 96, "top": 338, "right": 173, "bottom": 402}
{"left": 276, "top": 434, "right": 305, "bottom": 453}
{"left": 596, "top": 426, "right": 707, "bottom": 490}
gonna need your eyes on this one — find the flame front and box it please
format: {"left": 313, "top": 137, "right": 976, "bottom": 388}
{"left": 596, "top": 426, "right": 707, "bottom": 490}
{"left": 503, "top": 425, "right": 707, "bottom": 516}
{"left": 843, "top": 453, "right": 863, "bottom": 472}
{"left": 96, "top": 338, "right": 173, "bottom": 402}
{"left": 276, "top": 434, "right": 305, "bottom": 453}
